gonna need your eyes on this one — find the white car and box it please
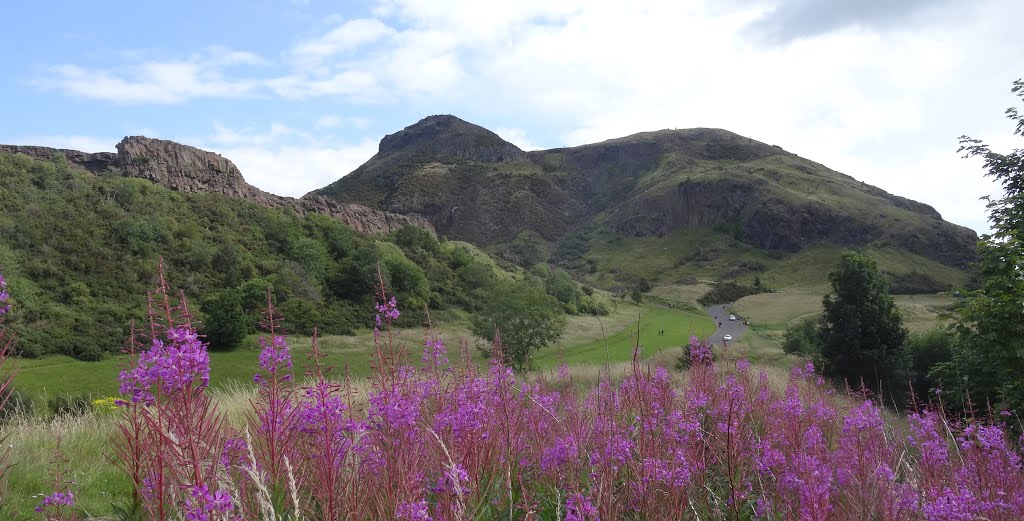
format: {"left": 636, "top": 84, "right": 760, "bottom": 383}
{"left": 723, "top": 334, "right": 733, "bottom": 342}
{"left": 728, "top": 315, "right": 736, "bottom": 321}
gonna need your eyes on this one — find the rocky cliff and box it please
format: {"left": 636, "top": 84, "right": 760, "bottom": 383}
{"left": 0, "top": 138, "right": 432, "bottom": 237}
{"left": 0, "top": 144, "right": 116, "bottom": 173}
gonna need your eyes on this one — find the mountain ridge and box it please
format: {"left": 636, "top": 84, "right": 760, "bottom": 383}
{"left": 310, "top": 116, "right": 976, "bottom": 278}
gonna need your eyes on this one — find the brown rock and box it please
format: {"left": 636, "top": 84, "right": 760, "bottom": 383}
{"left": 0, "top": 137, "right": 433, "bottom": 237}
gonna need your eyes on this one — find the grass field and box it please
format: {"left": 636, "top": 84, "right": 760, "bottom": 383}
{"left": 535, "top": 305, "right": 715, "bottom": 367}
{"left": 730, "top": 291, "right": 956, "bottom": 333}
{"left": 9, "top": 302, "right": 715, "bottom": 404}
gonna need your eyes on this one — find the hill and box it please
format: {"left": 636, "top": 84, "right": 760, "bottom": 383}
{"left": 310, "top": 116, "right": 977, "bottom": 291}
{"left": 0, "top": 151, "right": 516, "bottom": 360}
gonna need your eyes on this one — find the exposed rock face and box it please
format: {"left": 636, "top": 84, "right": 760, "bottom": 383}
{"left": 115, "top": 136, "right": 265, "bottom": 200}
{"left": 0, "top": 144, "right": 116, "bottom": 173}
{"left": 0, "top": 137, "right": 433, "bottom": 237}
{"left": 112, "top": 136, "right": 434, "bottom": 236}
{"left": 377, "top": 115, "right": 529, "bottom": 163}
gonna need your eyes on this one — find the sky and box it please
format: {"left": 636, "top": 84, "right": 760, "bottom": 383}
{"left": 2, "top": 0, "right": 1022, "bottom": 235}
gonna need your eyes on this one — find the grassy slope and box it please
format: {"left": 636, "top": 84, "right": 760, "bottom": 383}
{"left": 581, "top": 228, "right": 968, "bottom": 293}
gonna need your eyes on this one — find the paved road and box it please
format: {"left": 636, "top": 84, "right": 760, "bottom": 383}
{"left": 706, "top": 303, "right": 748, "bottom": 347}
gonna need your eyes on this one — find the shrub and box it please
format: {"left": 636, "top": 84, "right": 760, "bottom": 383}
{"left": 781, "top": 316, "right": 820, "bottom": 357}
{"left": 908, "top": 328, "right": 954, "bottom": 402}
{"left": 697, "top": 281, "right": 767, "bottom": 306}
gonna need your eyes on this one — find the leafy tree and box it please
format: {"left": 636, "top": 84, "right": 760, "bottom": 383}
{"left": 201, "top": 290, "right": 249, "bottom": 351}
{"left": 781, "top": 316, "right": 820, "bottom": 357}
{"left": 932, "top": 78, "right": 1024, "bottom": 414}
{"left": 818, "top": 251, "right": 909, "bottom": 399}
{"left": 471, "top": 279, "right": 567, "bottom": 371}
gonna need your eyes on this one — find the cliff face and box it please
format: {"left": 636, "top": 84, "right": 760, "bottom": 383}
{"left": 115, "top": 136, "right": 267, "bottom": 201}
{"left": 0, "top": 137, "right": 433, "bottom": 237}
{"left": 0, "top": 144, "right": 116, "bottom": 173}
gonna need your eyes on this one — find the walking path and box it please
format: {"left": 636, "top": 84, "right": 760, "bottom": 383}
{"left": 706, "top": 303, "right": 748, "bottom": 346}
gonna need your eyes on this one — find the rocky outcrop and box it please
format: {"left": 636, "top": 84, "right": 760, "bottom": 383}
{"left": 115, "top": 136, "right": 266, "bottom": 201}
{"left": 377, "top": 115, "right": 529, "bottom": 163}
{"left": 0, "top": 144, "right": 116, "bottom": 173}
{"left": 112, "top": 136, "right": 434, "bottom": 236}
{"left": 0, "top": 137, "right": 433, "bottom": 237}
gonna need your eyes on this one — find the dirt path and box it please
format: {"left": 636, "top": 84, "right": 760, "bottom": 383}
{"left": 706, "top": 303, "right": 748, "bottom": 347}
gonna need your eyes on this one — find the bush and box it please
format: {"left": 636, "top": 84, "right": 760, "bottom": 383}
{"left": 697, "top": 282, "right": 767, "bottom": 306}
{"left": 47, "top": 394, "right": 92, "bottom": 418}
{"left": 908, "top": 328, "right": 954, "bottom": 401}
{"left": 201, "top": 290, "right": 249, "bottom": 351}
{"left": 0, "top": 388, "right": 32, "bottom": 424}
{"left": 781, "top": 317, "right": 820, "bottom": 357}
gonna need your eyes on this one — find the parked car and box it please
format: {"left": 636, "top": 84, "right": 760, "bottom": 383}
{"left": 729, "top": 315, "right": 736, "bottom": 321}
{"left": 723, "top": 334, "right": 733, "bottom": 341}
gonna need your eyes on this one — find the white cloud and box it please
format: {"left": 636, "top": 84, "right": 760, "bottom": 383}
{"left": 315, "top": 115, "right": 343, "bottom": 129}
{"left": 213, "top": 142, "right": 379, "bottom": 197}
{"left": 313, "top": 115, "right": 371, "bottom": 130}
{"left": 7, "top": 135, "right": 118, "bottom": 153}
{"left": 494, "top": 127, "right": 541, "bottom": 151}
{"left": 201, "top": 123, "right": 378, "bottom": 197}
{"left": 37, "top": 48, "right": 266, "bottom": 104}
{"left": 291, "top": 18, "right": 395, "bottom": 67}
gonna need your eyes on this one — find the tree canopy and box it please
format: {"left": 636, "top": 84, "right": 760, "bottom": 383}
{"left": 470, "top": 278, "right": 567, "bottom": 372}
{"left": 819, "top": 251, "right": 908, "bottom": 399}
{"left": 932, "top": 77, "right": 1024, "bottom": 414}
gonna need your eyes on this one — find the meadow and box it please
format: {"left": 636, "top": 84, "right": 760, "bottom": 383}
{"left": 9, "top": 302, "right": 713, "bottom": 405}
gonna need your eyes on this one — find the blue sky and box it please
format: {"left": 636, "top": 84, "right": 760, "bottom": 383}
{"left": 2, "top": 0, "right": 1023, "bottom": 234}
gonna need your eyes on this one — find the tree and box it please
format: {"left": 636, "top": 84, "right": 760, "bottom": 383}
{"left": 470, "top": 279, "right": 567, "bottom": 371}
{"left": 932, "top": 78, "right": 1024, "bottom": 414}
{"left": 818, "top": 251, "right": 908, "bottom": 399}
{"left": 201, "top": 290, "right": 249, "bottom": 351}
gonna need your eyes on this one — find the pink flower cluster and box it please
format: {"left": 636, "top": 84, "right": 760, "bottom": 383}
{"left": 104, "top": 282, "right": 1024, "bottom": 520}
{"left": 117, "top": 327, "right": 210, "bottom": 405}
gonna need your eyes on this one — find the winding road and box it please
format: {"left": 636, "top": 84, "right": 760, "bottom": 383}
{"left": 706, "top": 303, "right": 748, "bottom": 346}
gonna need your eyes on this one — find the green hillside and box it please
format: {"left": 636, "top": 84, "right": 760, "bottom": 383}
{"left": 0, "top": 152, "right": 522, "bottom": 360}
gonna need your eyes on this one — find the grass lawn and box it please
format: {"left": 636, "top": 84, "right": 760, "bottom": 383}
{"left": 535, "top": 304, "right": 715, "bottom": 367}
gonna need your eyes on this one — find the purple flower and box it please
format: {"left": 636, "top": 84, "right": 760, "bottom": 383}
{"left": 117, "top": 326, "right": 210, "bottom": 405}
{"left": 395, "top": 499, "right": 431, "bottom": 520}
{"left": 0, "top": 272, "right": 10, "bottom": 315}
{"left": 565, "top": 493, "right": 599, "bottom": 521}
{"left": 422, "top": 336, "right": 449, "bottom": 369}
{"left": 183, "top": 484, "right": 234, "bottom": 521}
{"left": 35, "top": 490, "right": 75, "bottom": 512}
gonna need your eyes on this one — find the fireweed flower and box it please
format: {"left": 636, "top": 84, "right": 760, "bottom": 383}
{"left": 373, "top": 296, "right": 401, "bottom": 339}
{"left": 255, "top": 334, "right": 293, "bottom": 383}
{"left": 117, "top": 326, "right": 210, "bottom": 405}
{"left": 422, "top": 336, "right": 449, "bottom": 369}
{"left": 183, "top": 484, "right": 234, "bottom": 521}
{"left": 395, "top": 499, "right": 431, "bottom": 520}
{"left": 35, "top": 490, "right": 75, "bottom": 512}
{"left": 565, "top": 493, "right": 599, "bottom": 521}
{"left": 688, "top": 335, "right": 713, "bottom": 366}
